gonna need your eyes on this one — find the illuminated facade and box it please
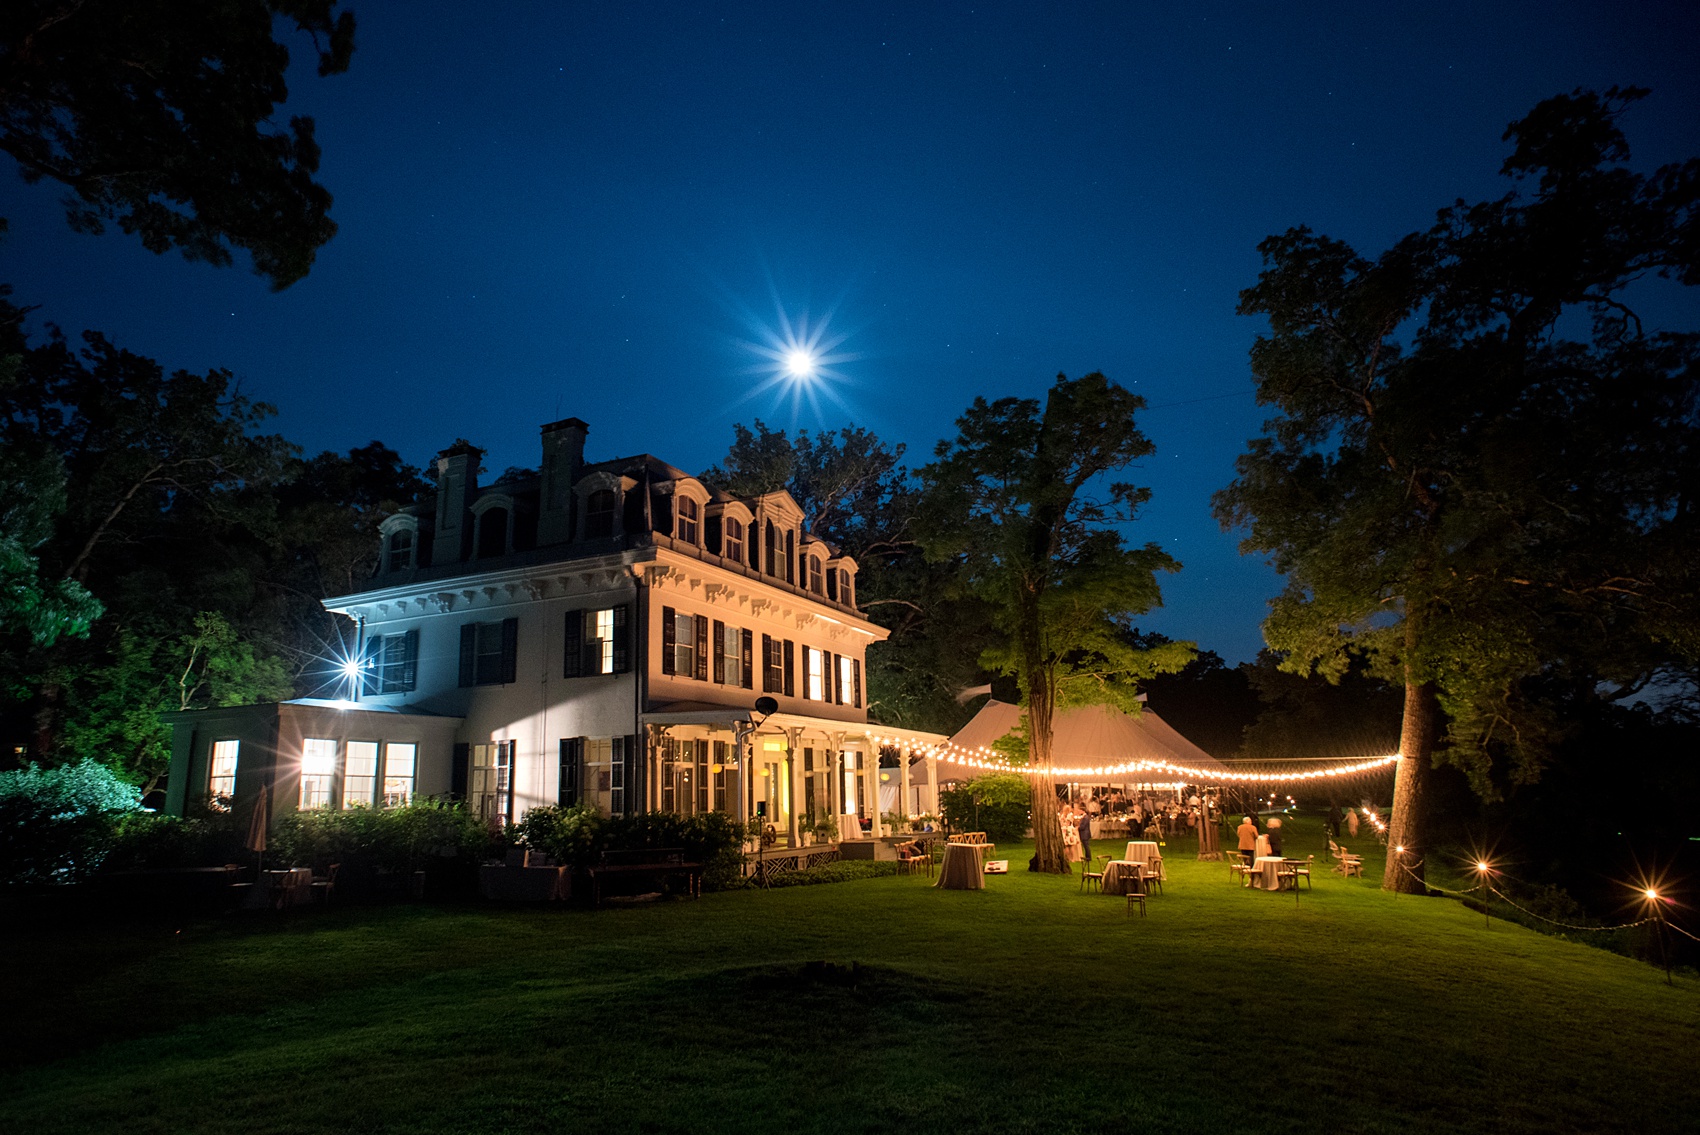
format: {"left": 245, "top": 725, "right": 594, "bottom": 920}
{"left": 164, "top": 417, "right": 940, "bottom": 841}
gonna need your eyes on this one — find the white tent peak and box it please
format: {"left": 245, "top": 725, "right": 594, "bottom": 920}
{"left": 947, "top": 699, "right": 1227, "bottom": 774}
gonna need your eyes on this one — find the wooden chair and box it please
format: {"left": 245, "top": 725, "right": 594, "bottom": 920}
{"left": 896, "top": 842, "right": 931, "bottom": 877}
{"left": 1126, "top": 889, "right": 1146, "bottom": 918}
{"left": 1227, "top": 856, "right": 1252, "bottom": 885}
{"left": 311, "top": 863, "right": 340, "bottom": 905}
{"left": 1286, "top": 856, "right": 1313, "bottom": 890}
{"left": 1079, "top": 854, "right": 1103, "bottom": 894}
{"left": 1140, "top": 860, "right": 1164, "bottom": 895}
{"left": 1329, "top": 841, "right": 1364, "bottom": 877}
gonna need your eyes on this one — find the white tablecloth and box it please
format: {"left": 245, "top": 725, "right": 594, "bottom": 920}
{"left": 838, "top": 814, "right": 863, "bottom": 842}
{"left": 1101, "top": 860, "right": 1146, "bottom": 896}
{"left": 1250, "top": 856, "right": 1285, "bottom": 890}
{"left": 935, "top": 843, "right": 987, "bottom": 890}
{"left": 1124, "top": 841, "right": 1165, "bottom": 879}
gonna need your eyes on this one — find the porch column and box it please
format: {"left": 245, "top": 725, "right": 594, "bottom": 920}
{"left": 899, "top": 746, "right": 912, "bottom": 821}
{"left": 787, "top": 728, "right": 802, "bottom": 847}
{"left": 925, "top": 747, "right": 938, "bottom": 816}
{"left": 866, "top": 747, "right": 882, "bottom": 839}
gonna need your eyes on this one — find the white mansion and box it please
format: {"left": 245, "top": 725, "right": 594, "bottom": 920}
{"left": 163, "top": 417, "right": 942, "bottom": 842}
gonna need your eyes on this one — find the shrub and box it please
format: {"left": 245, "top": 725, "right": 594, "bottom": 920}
{"left": 271, "top": 800, "right": 496, "bottom": 875}
{"left": 0, "top": 760, "right": 143, "bottom": 884}
{"left": 764, "top": 860, "right": 900, "bottom": 887}
{"left": 516, "top": 806, "right": 749, "bottom": 891}
{"left": 102, "top": 811, "right": 249, "bottom": 872}
{"left": 939, "top": 773, "right": 1031, "bottom": 843}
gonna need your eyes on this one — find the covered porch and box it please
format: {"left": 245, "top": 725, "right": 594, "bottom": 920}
{"left": 639, "top": 704, "right": 946, "bottom": 848}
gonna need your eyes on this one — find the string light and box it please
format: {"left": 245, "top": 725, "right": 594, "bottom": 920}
{"left": 910, "top": 735, "right": 1401, "bottom": 784}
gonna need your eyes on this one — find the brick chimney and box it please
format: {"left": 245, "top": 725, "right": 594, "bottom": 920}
{"left": 536, "top": 417, "right": 588, "bottom": 546}
{"left": 431, "top": 440, "right": 483, "bottom": 566}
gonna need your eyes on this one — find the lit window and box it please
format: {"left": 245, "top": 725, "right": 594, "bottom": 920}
{"left": 208, "top": 740, "right": 239, "bottom": 810}
{"left": 595, "top": 607, "right": 615, "bottom": 674}
{"left": 386, "top": 528, "right": 414, "bottom": 573}
{"left": 470, "top": 741, "right": 514, "bottom": 826}
{"left": 300, "top": 738, "right": 337, "bottom": 810}
{"left": 677, "top": 497, "right": 700, "bottom": 545}
{"left": 364, "top": 629, "right": 418, "bottom": 694}
{"left": 345, "top": 741, "right": 378, "bottom": 807}
{"left": 585, "top": 489, "right": 617, "bottom": 539}
{"left": 383, "top": 743, "right": 416, "bottom": 807}
{"left": 839, "top": 656, "right": 855, "bottom": 704}
{"left": 806, "top": 647, "right": 825, "bottom": 701}
{"left": 724, "top": 518, "right": 744, "bottom": 563}
{"left": 809, "top": 556, "right": 824, "bottom": 594}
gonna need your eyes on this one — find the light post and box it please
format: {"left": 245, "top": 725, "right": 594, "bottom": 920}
{"left": 1475, "top": 860, "right": 1492, "bottom": 930}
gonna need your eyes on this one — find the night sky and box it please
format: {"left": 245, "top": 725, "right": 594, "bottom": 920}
{"left": 3, "top": 1, "right": 1697, "bottom": 662}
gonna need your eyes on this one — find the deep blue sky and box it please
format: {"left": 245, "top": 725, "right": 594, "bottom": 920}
{"left": 4, "top": 1, "right": 1697, "bottom": 662}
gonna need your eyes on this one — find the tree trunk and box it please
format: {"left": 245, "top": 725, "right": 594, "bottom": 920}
{"left": 1384, "top": 665, "right": 1438, "bottom": 894}
{"left": 1027, "top": 682, "right": 1067, "bottom": 873}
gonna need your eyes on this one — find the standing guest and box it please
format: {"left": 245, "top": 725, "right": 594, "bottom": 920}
{"left": 1236, "top": 815, "right": 1259, "bottom": 863}
{"left": 1076, "top": 809, "right": 1093, "bottom": 867}
{"left": 1327, "top": 804, "right": 1344, "bottom": 838}
{"left": 1267, "top": 816, "right": 1285, "bottom": 857}
{"left": 1346, "top": 808, "right": 1360, "bottom": 838}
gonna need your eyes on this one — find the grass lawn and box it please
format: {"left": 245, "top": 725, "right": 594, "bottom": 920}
{"left": 2, "top": 818, "right": 1695, "bottom": 1135}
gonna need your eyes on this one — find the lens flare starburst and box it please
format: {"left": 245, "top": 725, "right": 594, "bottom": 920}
{"left": 727, "top": 299, "right": 860, "bottom": 422}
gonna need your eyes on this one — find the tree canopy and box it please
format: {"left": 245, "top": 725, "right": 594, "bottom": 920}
{"left": 1215, "top": 87, "right": 1700, "bottom": 889}
{"left": 0, "top": 0, "right": 356, "bottom": 289}
{"left": 922, "top": 372, "right": 1188, "bottom": 872}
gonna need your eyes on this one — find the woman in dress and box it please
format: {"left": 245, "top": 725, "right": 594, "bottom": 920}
{"left": 1061, "top": 809, "right": 1084, "bottom": 862}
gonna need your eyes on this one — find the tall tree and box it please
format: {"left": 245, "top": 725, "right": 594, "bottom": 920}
{"left": 923, "top": 372, "right": 1186, "bottom": 872}
{"left": 0, "top": 0, "right": 356, "bottom": 289}
{"left": 1215, "top": 88, "right": 1700, "bottom": 891}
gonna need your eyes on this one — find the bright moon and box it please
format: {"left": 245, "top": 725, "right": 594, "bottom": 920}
{"left": 785, "top": 348, "right": 817, "bottom": 378}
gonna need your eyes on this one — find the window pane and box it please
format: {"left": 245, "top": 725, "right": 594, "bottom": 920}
{"left": 807, "top": 648, "right": 824, "bottom": 701}
{"left": 209, "top": 739, "right": 239, "bottom": 810}
{"left": 384, "top": 743, "right": 416, "bottom": 807}
{"left": 595, "top": 607, "right": 615, "bottom": 674}
{"left": 839, "top": 658, "right": 854, "bottom": 704}
{"left": 301, "top": 738, "right": 337, "bottom": 810}
{"left": 673, "top": 613, "right": 695, "bottom": 677}
{"left": 725, "top": 518, "right": 743, "bottom": 562}
{"left": 345, "top": 741, "right": 378, "bottom": 808}
{"left": 723, "top": 623, "right": 742, "bottom": 687}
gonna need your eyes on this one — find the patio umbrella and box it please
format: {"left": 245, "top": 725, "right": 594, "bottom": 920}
{"left": 246, "top": 784, "right": 270, "bottom": 877}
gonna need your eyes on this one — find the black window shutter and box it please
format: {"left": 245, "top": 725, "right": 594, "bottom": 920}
{"left": 559, "top": 738, "right": 584, "bottom": 806}
{"left": 563, "top": 610, "right": 583, "bottom": 678}
{"left": 761, "top": 634, "right": 773, "bottom": 692}
{"left": 452, "top": 742, "right": 470, "bottom": 798}
{"left": 785, "top": 529, "right": 796, "bottom": 583}
{"left": 713, "top": 620, "right": 726, "bottom": 684}
{"left": 624, "top": 734, "right": 640, "bottom": 816}
{"left": 458, "top": 624, "right": 476, "bottom": 687}
{"left": 800, "top": 647, "right": 811, "bottom": 702}
{"left": 661, "top": 606, "right": 676, "bottom": 674}
{"left": 500, "top": 617, "right": 518, "bottom": 684}
{"left": 612, "top": 604, "right": 630, "bottom": 673}
{"left": 783, "top": 640, "right": 795, "bottom": 697}
{"left": 400, "top": 629, "right": 419, "bottom": 691}
{"left": 825, "top": 652, "right": 836, "bottom": 704}
{"left": 853, "top": 659, "right": 862, "bottom": 708}
{"left": 694, "top": 615, "right": 709, "bottom": 681}
{"left": 741, "top": 629, "right": 754, "bottom": 689}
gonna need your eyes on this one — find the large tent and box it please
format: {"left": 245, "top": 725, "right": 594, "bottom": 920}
{"left": 944, "top": 699, "right": 1229, "bottom": 779}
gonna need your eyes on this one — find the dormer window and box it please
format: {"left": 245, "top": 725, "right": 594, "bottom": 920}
{"left": 386, "top": 528, "right": 414, "bottom": 573}
{"left": 586, "top": 489, "right": 617, "bottom": 539}
{"left": 839, "top": 568, "right": 853, "bottom": 606}
{"left": 809, "top": 555, "right": 823, "bottom": 594}
{"left": 677, "top": 497, "right": 700, "bottom": 545}
{"left": 724, "top": 518, "right": 744, "bottom": 563}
